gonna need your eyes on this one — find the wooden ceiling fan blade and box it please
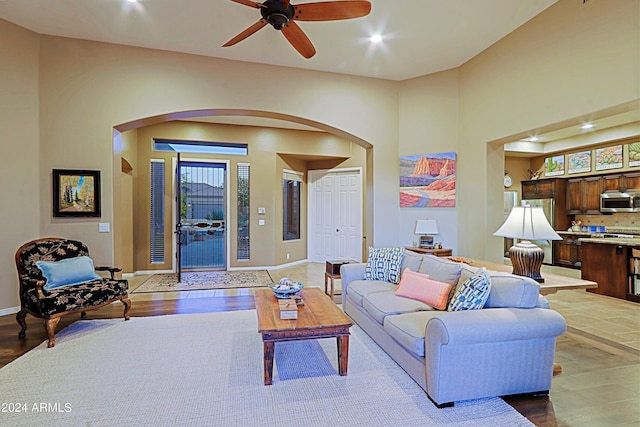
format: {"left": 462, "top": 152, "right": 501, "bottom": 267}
{"left": 281, "top": 21, "right": 316, "bottom": 58}
{"left": 230, "top": 0, "right": 266, "bottom": 9}
{"left": 293, "top": 1, "right": 371, "bottom": 21}
{"left": 222, "top": 19, "right": 268, "bottom": 47}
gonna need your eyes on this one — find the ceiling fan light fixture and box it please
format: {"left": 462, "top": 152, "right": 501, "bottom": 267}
{"left": 227, "top": 0, "right": 372, "bottom": 58}
{"left": 267, "top": 12, "right": 290, "bottom": 30}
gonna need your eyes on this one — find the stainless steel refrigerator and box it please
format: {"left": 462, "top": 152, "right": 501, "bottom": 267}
{"left": 520, "top": 198, "right": 555, "bottom": 264}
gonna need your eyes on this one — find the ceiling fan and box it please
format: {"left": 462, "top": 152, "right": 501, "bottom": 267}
{"left": 223, "top": 0, "right": 372, "bottom": 59}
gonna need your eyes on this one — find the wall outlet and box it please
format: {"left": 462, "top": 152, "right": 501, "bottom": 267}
{"left": 286, "top": 253, "right": 290, "bottom": 260}
{"left": 258, "top": 219, "right": 265, "bottom": 226}
{"left": 98, "top": 222, "right": 110, "bottom": 233}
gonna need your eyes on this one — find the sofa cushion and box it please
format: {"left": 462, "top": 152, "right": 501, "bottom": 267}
{"left": 36, "top": 256, "right": 101, "bottom": 291}
{"left": 400, "top": 250, "right": 423, "bottom": 273}
{"left": 347, "top": 280, "right": 396, "bottom": 308}
{"left": 456, "top": 264, "right": 542, "bottom": 309}
{"left": 365, "top": 247, "right": 405, "bottom": 284}
{"left": 484, "top": 273, "right": 541, "bottom": 308}
{"left": 448, "top": 267, "right": 492, "bottom": 311}
{"left": 384, "top": 311, "right": 442, "bottom": 357}
{"left": 395, "top": 268, "right": 452, "bottom": 310}
{"left": 457, "top": 264, "right": 480, "bottom": 286}
{"left": 362, "top": 291, "right": 434, "bottom": 324}
{"left": 418, "top": 255, "right": 462, "bottom": 285}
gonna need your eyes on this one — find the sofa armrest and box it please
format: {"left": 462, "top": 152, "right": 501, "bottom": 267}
{"left": 340, "top": 263, "right": 366, "bottom": 296}
{"left": 425, "top": 308, "right": 566, "bottom": 347}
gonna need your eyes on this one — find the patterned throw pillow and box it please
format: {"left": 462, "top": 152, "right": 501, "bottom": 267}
{"left": 365, "top": 247, "right": 405, "bottom": 284}
{"left": 447, "top": 267, "right": 492, "bottom": 311}
{"left": 395, "top": 268, "right": 452, "bottom": 310}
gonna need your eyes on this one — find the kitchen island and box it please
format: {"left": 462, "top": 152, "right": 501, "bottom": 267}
{"left": 578, "top": 235, "right": 640, "bottom": 303}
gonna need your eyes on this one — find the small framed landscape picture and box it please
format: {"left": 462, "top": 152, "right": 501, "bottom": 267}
{"left": 595, "top": 145, "right": 623, "bottom": 171}
{"left": 52, "top": 169, "right": 101, "bottom": 217}
{"left": 629, "top": 141, "right": 640, "bottom": 167}
{"left": 567, "top": 151, "right": 591, "bottom": 174}
{"left": 544, "top": 155, "right": 565, "bottom": 177}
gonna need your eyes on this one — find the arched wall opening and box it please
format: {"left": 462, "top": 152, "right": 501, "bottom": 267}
{"left": 112, "top": 108, "right": 374, "bottom": 273}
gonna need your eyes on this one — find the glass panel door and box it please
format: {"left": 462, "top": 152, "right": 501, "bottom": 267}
{"left": 177, "top": 160, "right": 226, "bottom": 270}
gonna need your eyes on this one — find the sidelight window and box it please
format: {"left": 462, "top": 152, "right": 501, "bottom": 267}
{"left": 283, "top": 170, "right": 303, "bottom": 241}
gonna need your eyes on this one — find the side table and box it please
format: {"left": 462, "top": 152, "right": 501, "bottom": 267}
{"left": 405, "top": 247, "right": 452, "bottom": 257}
{"left": 325, "top": 260, "right": 350, "bottom": 299}
{"left": 324, "top": 272, "right": 341, "bottom": 299}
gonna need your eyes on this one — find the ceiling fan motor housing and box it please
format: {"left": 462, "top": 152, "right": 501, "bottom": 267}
{"left": 260, "top": 0, "right": 295, "bottom": 30}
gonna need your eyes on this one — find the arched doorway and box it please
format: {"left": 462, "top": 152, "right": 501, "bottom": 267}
{"left": 113, "top": 109, "right": 373, "bottom": 274}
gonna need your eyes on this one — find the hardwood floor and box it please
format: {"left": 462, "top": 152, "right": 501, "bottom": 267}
{"left": 1, "top": 263, "right": 638, "bottom": 426}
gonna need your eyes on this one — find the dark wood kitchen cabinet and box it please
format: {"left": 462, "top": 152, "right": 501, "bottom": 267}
{"left": 602, "top": 174, "right": 624, "bottom": 193}
{"left": 566, "top": 176, "right": 602, "bottom": 215}
{"left": 553, "top": 233, "right": 589, "bottom": 269}
{"left": 522, "top": 179, "right": 559, "bottom": 199}
{"left": 598, "top": 172, "right": 640, "bottom": 193}
{"left": 521, "top": 178, "right": 570, "bottom": 232}
{"left": 581, "top": 242, "right": 628, "bottom": 300}
{"left": 622, "top": 172, "right": 640, "bottom": 191}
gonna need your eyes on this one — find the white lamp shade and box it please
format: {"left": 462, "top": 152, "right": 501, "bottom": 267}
{"left": 414, "top": 219, "right": 439, "bottom": 235}
{"left": 493, "top": 206, "right": 561, "bottom": 241}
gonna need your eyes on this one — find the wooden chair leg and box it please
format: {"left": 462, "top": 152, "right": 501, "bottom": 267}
{"left": 81, "top": 311, "right": 87, "bottom": 319}
{"left": 16, "top": 310, "right": 28, "bottom": 339}
{"left": 44, "top": 317, "right": 61, "bottom": 348}
{"left": 121, "top": 298, "right": 132, "bottom": 320}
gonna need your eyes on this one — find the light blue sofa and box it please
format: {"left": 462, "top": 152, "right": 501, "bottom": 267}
{"left": 341, "top": 251, "right": 566, "bottom": 408}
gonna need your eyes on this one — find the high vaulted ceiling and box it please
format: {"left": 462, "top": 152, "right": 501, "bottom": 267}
{"left": 3, "top": 0, "right": 637, "bottom": 156}
{"left": 0, "top": 0, "right": 557, "bottom": 81}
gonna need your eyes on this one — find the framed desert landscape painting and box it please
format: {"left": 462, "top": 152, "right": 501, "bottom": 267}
{"left": 399, "top": 152, "right": 456, "bottom": 207}
{"left": 53, "top": 169, "right": 101, "bottom": 217}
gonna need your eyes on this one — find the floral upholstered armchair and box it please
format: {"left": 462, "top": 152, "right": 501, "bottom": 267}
{"left": 15, "top": 237, "right": 131, "bottom": 348}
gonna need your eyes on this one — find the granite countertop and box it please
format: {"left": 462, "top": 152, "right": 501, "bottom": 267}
{"left": 557, "top": 231, "right": 593, "bottom": 236}
{"left": 557, "top": 228, "right": 640, "bottom": 246}
{"left": 579, "top": 237, "right": 640, "bottom": 246}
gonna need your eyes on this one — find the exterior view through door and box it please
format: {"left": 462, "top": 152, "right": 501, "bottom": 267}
{"left": 176, "top": 160, "right": 227, "bottom": 273}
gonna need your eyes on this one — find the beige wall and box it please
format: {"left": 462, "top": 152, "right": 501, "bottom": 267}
{"left": 397, "top": 69, "right": 460, "bottom": 250}
{"left": 456, "top": 0, "right": 639, "bottom": 261}
{"left": 1, "top": 0, "right": 638, "bottom": 311}
{"left": 504, "top": 157, "right": 534, "bottom": 203}
{"left": 0, "top": 19, "right": 40, "bottom": 312}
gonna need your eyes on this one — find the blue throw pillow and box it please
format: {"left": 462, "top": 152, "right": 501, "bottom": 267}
{"left": 36, "top": 256, "right": 101, "bottom": 290}
{"left": 448, "top": 267, "right": 492, "bottom": 311}
{"left": 365, "top": 247, "right": 405, "bottom": 284}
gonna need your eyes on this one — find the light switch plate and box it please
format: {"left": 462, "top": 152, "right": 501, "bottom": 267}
{"left": 98, "top": 222, "right": 110, "bottom": 233}
{"left": 258, "top": 207, "right": 266, "bottom": 214}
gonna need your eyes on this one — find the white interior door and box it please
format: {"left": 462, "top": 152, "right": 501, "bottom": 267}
{"left": 309, "top": 169, "right": 362, "bottom": 263}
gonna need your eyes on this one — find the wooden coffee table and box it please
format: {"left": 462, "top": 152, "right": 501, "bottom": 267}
{"left": 255, "top": 287, "right": 353, "bottom": 385}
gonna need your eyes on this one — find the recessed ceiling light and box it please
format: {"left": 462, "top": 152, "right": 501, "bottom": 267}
{"left": 580, "top": 123, "right": 595, "bottom": 130}
{"left": 369, "top": 34, "right": 383, "bottom": 43}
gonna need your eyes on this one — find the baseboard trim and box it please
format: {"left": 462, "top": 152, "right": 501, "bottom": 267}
{"left": 0, "top": 306, "right": 20, "bottom": 316}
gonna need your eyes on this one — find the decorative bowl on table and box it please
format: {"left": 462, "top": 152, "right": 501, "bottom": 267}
{"left": 268, "top": 278, "right": 303, "bottom": 299}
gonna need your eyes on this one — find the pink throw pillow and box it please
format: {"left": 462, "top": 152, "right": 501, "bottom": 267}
{"left": 396, "top": 268, "right": 452, "bottom": 310}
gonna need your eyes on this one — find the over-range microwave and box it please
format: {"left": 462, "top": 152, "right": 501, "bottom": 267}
{"left": 600, "top": 192, "right": 640, "bottom": 213}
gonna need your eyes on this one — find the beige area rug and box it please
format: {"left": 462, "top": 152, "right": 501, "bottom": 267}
{"left": 0, "top": 310, "right": 533, "bottom": 426}
{"left": 132, "top": 270, "right": 273, "bottom": 293}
